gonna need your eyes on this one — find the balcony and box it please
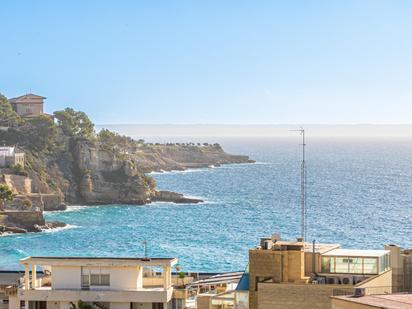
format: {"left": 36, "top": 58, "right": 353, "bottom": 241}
{"left": 18, "top": 286, "right": 173, "bottom": 303}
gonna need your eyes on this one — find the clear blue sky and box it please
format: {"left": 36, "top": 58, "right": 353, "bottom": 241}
{"left": 1, "top": 0, "right": 411, "bottom": 124}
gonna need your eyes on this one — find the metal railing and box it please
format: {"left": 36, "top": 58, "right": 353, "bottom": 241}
{"left": 333, "top": 285, "right": 412, "bottom": 296}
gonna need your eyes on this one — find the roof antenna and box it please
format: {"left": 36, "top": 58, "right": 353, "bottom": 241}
{"left": 142, "top": 240, "right": 148, "bottom": 258}
{"left": 290, "top": 127, "right": 307, "bottom": 241}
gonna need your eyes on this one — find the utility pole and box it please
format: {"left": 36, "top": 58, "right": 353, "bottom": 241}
{"left": 142, "top": 240, "right": 148, "bottom": 258}
{"left": 291, "top": 127, "right": 307, "bottom": 240}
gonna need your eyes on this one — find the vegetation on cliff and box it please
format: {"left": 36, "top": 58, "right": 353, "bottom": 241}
{"left": 0, "top": 92, "right": 252, "bottom": 206}
{"left": 0, "top": 184, "right": 14, "bottom": 211}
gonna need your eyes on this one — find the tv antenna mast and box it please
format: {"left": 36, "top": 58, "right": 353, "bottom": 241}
{"left": 142, "top": 240, "right": 148, "bottom": 258}
{"left": 290, "top": 127, "right": 307, "bottom": 240}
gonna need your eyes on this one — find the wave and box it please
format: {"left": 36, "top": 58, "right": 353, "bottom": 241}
{"left": 44, "top": 205, "right": 89, "bottom": 214}
{"left": 1, "top": 224, "right": 78, "bottom": 237}
{"left": 149, "top": 196, "right": 216, "bottom": 206}
{"left": 150, "top": 168, "right": 208, "bottom": 175}
{"left": 63, "top": 206, "right": 89, "bottom": 212}
{"left": 148, "top": 161, "right": 263, "bottom": 175}
{"left": 0, "top": 232, "right": 15, "bottom": 237}
{"left": 42, "top": 224, "right": 78, "bottom": 233}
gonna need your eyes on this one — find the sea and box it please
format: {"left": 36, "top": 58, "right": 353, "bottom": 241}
{"left": 1, "top": 136, "right": 411, "bottom": 272}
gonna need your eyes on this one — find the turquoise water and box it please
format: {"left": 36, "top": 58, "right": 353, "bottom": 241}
{"left": 1, "top": 137, "right": 412, "bottom": 271}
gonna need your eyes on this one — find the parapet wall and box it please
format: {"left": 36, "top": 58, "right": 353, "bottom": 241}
{"left": 257, "top": 283, "right": 351, "bottom": 309}
{"left": 3, "top": 175, "right": 32, "bottom": 194}
{"left": 357, "top": 269, "right": 392, "bottom": 294}
{"left": 41, "top": 194, "right": 65, "bottom": 211}
{"left": 4, "top": 211, "right": 45, "bottom": 229}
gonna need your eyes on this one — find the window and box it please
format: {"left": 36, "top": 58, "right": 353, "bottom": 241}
{"left": 335, "top": 257, "right": 349, "bottom": 273}
{"left": 81, "top": 267, "right": 110, "bottom": 287}
{"left": 152, "top": 304, "right": 163, "bottom": 309}
{"left": 379, "top": 254, "right": 390, "bottom": 273}
{"left": 171, "top": 299, "right": 183, "bottom": 309}
{"left": 90, "top": 274, "right": 100, "bottom": 285}
{"left": 321, "top": 257, "right": 335, "bottom": 273}
{"left": 363, "top": 258, "right": 378, "bottom": 274}
{"left": 348, "top": 257, "right": 363, "bottom": 274}
{"left": 100, "top": 274, "right": 110, "bottom": 285}
{"left": 81, "top": 275, "right": 90, "bottom": 286}
{"left": 321, "top": 256, "right": 379, "bottom": 274}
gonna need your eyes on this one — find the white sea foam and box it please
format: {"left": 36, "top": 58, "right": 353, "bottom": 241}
{"left": 42, "top": 224, "right": 78, "bottom": 233}
{"left": 147, "top": 170, "right": 167, "bottom": 175}
{"left": 16, "top": 248, "right": 27, "bottom": 255}
{"left": 148, "top": 167, "right": 216, "bottom": 175}
{"left": 1, "top": 224, "right": 78, "bottom": 237}
{"left": 252, "top": 161, "right": 269, "bottom": 165}
{"left": 0, "top": 232, "right": 14, "bottom": 237}
{"left": 63, "top": 205, "right": 89, "bottom": 212}
{"left": 149, "top": 195, "right": 215, "bottom": 206}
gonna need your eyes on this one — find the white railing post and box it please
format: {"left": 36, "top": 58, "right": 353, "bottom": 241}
{"left": 24, "top": 264, "right": 30, "bottom": 290}
{"left": 32, "top": 264, "right": 36, "bottom": 289}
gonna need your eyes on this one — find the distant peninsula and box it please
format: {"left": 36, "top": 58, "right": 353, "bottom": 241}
{"left": 0, "top": 93, "right": 253, "bottom": 234}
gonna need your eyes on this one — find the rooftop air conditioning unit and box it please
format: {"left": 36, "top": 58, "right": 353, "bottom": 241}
{"left": 353, "top": 277, "right": 365, "bottom": 285}
{"left": 326, "top": 277, "right": 336, "bottom": 285}
{"left": 342, "top": 277, "right": 352, "bottom": 285}
{"left": 263, "top": 240, "right": 273, "bottom": 250}
{"left": 353, "top": 288, "right": 365, "bottom": 297}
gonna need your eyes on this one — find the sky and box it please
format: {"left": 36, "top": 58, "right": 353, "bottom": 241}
{"left": 1, "top": 0, "right": 412, "bottom": 124}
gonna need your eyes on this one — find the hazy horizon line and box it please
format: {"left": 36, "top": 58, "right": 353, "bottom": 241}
{"left": 97, "top": 123, "right": 412, "bottom": 126}
{"left": 97, "top": 124, "right": 412, "bottom": 138}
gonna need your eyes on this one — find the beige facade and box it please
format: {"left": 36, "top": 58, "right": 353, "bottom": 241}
{"left": 0, "top": 147, "right": 25, "bottom": 167}
{"left": 9, "top": 94, "right": 45, "bottom": 117}
{"left": 248, "top": 236, "right": 393, "bottom": 309}
{"left": 9, "top": 257, "right": 178, "bottom": 309}
{"left": 385, "top": 244, "right": 412, "bottom": 292}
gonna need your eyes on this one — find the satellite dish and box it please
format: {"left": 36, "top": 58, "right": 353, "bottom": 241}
{"left": 271, "top": 233, "right": 281, "bottom": 242}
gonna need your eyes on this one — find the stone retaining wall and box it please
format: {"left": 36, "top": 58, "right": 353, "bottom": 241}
{"left": 4, "top": 211, "right": 45, "bottom": 229}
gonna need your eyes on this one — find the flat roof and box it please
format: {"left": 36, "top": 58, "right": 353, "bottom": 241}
{"left": 304, "top": 243, "right": 341, "bottom": 254}
{"left": 189, "top": 272, "right": 243, "bottom": 287}
{"left": 333, "top": 294, "right": 412, "bottom": 309}
{"left": 20, "top": 256, "right": 178, "bottom": 267}
{"left": 322, "top": 249, "right": 390, "bottom": 258}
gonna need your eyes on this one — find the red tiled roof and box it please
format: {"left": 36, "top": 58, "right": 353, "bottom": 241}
{"left": 9, "top": 93, "right": 46, "bottom": 103}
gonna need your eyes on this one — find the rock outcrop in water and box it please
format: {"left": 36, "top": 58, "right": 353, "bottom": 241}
{"left": 0, "top": 211, "right": 66, "bottom": 236}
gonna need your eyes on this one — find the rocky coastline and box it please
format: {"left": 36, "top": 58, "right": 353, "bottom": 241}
{"left": 0, "top": 94, "right": 253, "bottom": 234}
{"left": 0, "top": 210, "right": 66, "bottom": 236}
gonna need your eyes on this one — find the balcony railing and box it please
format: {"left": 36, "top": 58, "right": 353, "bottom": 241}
{"left": 333, "top": 286, "right": 411, "bottom": 296}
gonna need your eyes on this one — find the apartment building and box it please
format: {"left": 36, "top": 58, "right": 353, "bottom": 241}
{"left": 8, "top": 256, "right": 178, "bottom": 309}
{"left": 248, "top": 235, "right": 393, "bottom": 309}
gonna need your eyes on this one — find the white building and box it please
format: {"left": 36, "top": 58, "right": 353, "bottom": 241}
{"left": 9, "top": 257, "right": 178, "bottom": 309}
{"left": 0, "top": 147, "right": 25, "bottom": 167}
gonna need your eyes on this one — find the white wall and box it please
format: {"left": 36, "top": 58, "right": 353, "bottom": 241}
{"left": 110, "top": 267, "right": 139, "bottom": 290}
{"left": 132, "top": 303, "right": 152, "bottom": 309}
{"left": 8, "top": 295, "right": 19, "bottom": 309}
{"left": 47, "top": 301, "right": 59, "bottom": 309}
{"left": 52, "top": 267, "right": 81, "bottom": 290}
{"left": 51, "top": 265, "right": 144, "bottom": 291}
{"left": 110, "top": 303, "right": 129, "bottom": 309}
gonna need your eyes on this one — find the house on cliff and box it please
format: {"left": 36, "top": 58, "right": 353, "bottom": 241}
{"left": 0, "top": 147, "right": 24, "bottom": 167}
{"left": 8, "top": 93, "right": 46, "bottom": 117}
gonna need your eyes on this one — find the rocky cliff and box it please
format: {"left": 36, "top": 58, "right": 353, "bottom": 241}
{"left": 0, "top": 95, "right": 253, "bottom": 209}
{"left": 64, "top": 139, "right": 252, "bottom": 205}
